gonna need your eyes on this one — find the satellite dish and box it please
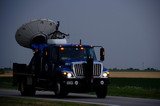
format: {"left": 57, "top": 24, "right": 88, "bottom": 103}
{"left": 15, "top": 19, "right": 56, "bottom": 48}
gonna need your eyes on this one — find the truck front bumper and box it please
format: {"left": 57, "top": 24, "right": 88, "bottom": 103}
{"left": 61, "top": 78, "right": 110, "bottom": 92}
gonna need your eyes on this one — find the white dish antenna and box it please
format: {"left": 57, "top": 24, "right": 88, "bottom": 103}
{"left": 15, "top": 19, "right": 56, "bottom": 48}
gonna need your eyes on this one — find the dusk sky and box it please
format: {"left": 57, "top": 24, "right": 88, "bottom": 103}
{"left": 0, "top": 0, "right": 160, "bottom": 69}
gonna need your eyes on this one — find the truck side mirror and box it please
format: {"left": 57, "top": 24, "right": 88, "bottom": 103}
{"left": 100, "top": 47, "right": 105, "bottom": 61}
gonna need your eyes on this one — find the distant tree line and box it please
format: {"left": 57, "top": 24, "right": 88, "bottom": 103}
{"left": 109, "top": 67, "right": 160, "bottom": 71}
{"left": 0, "top": 67, "right": 12, "bottom": 71}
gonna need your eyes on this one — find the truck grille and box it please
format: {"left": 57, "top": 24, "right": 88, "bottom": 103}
{"left": 73, "top": 62, "right": 102, "bottom": 77}
{"left": 93, "top": 64, "right": 102, "bottom": 76}
{"left": 74, "top": 64, "right": 84, "bottom": 76}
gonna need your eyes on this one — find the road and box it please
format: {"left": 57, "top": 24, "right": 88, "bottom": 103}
{"left": 0, "top": 89, "right": 160, "bottom": 106}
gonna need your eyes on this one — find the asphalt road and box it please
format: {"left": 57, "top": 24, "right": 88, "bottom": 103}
{"left": 0, "top": 89, "right": 160, "bottom": 106}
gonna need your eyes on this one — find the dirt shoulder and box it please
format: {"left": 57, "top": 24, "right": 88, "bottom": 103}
{"left": 0, "top": 72, "right": 12, "bottom": 77}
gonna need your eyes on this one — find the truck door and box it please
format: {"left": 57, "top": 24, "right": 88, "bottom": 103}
{"left": 35, "top": 48, "right": 49, "bottom": 87}
{"left": 37, "top": 47, "right": 58, "bottom": 87}
{"left": 46, "top": 47, "right": 58, "bottom": 78}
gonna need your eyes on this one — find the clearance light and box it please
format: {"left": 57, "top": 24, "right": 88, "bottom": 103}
{"left": 63, "top": 72, "right": 67, "bottom": 75}
{"left": 80, "top": 47, "right": 84, "bottom": 50}
{"left": 60, "top": 47, "right": 64, "bottom": 51}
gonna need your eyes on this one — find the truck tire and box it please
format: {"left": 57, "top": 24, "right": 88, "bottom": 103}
{"left": 96, "top": 86, "right": 108, "bottom": 98}
{"left": 19, "top": 82, "right": 35, "bottom": 96}
{"left": 54, "top": 82, "right": 68, "bottom": 98}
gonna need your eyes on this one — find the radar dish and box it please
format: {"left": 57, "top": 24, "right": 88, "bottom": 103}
{"left": 15, "top": 19, "right": 56, "bottom": 48}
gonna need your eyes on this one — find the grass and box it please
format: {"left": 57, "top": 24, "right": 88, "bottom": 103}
{"left": 0, "top": 96, "right": 99, "bottom": 106}
{"left": 108, "top": 78, "right": 160, "bottom": 99}
{"left": 108, "top": 86, "right": 160, "bottom": 99}
{"left": 109, "top": 78, "right": 160, "bottom": 89}
{"left": 0, "top": 77, "right": 15, "bottom": 89}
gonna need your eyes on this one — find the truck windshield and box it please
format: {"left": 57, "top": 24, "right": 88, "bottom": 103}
{"left": 59, "top": 46, "right": 97, "bottom": 60}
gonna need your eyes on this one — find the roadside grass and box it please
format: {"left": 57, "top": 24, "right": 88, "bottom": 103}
{"left": 0, "top": 96, "right": 99, "bottom": 106}
{"left": 110, "top": 78, "right": 160, "bottom": 89}
{"left": 108, "top": 78, "right": 160, "bottom": 99}
{"left": 108, "top": 86, "right": 160, "bottom": 99}
{"left": 0, "top": 77, "right": 15, "bottom": 89}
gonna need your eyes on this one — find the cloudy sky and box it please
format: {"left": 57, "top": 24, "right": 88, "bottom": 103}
{"left": 0, "top": 0, "right": 160, "bottom": 69}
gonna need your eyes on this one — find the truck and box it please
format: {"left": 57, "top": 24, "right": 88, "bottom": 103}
{"left": 13, "top": 19, "right": 110, "bottom": 98}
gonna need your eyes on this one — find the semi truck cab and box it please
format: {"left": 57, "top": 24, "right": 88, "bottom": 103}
{"left": 27, "top": 44, "right": 109, "bottom": 98}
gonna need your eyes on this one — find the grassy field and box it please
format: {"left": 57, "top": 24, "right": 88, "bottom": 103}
{"left": 0, "top": 96, "right": 99, "bottom": 106}
{"left": 110, "top": 78, "right": 160, "bottom": 89}
{"left": 0, "top": 77, "right": 14, "bottom": 89}
{"left": 108, "top": 78, "right": 160, "bottom": 99}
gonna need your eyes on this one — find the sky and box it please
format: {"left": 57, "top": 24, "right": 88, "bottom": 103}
{"left": 0, "top": 0, "right": 160, "bottom": 69}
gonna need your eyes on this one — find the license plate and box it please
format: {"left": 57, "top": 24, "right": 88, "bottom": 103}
{"left": 66, "top": 81, "right": 73, "bottom": 85}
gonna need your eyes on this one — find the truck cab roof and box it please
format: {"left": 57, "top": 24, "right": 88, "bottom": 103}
{"left": 48, "top": 44, "right": 93, "bottom": 48}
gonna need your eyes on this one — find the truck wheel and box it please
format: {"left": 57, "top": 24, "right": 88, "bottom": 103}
{"left": 54, "top": 82, "right": 68, "bottom": 98}
{"left": 96, "top": 86, "right": 108, "bottom": 98}
{"left": 19, "top": 82, "right": 35, "bottom": 96}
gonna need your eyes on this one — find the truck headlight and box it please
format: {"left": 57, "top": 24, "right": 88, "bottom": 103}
{"left": 63, "top": 72, "right": 74, "bottom": 78}
{"left": 67, "top": 73, "right": 72, "bottom": 78}
{"left": 102, "top": 72, "right": 109, "bottom": 78}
